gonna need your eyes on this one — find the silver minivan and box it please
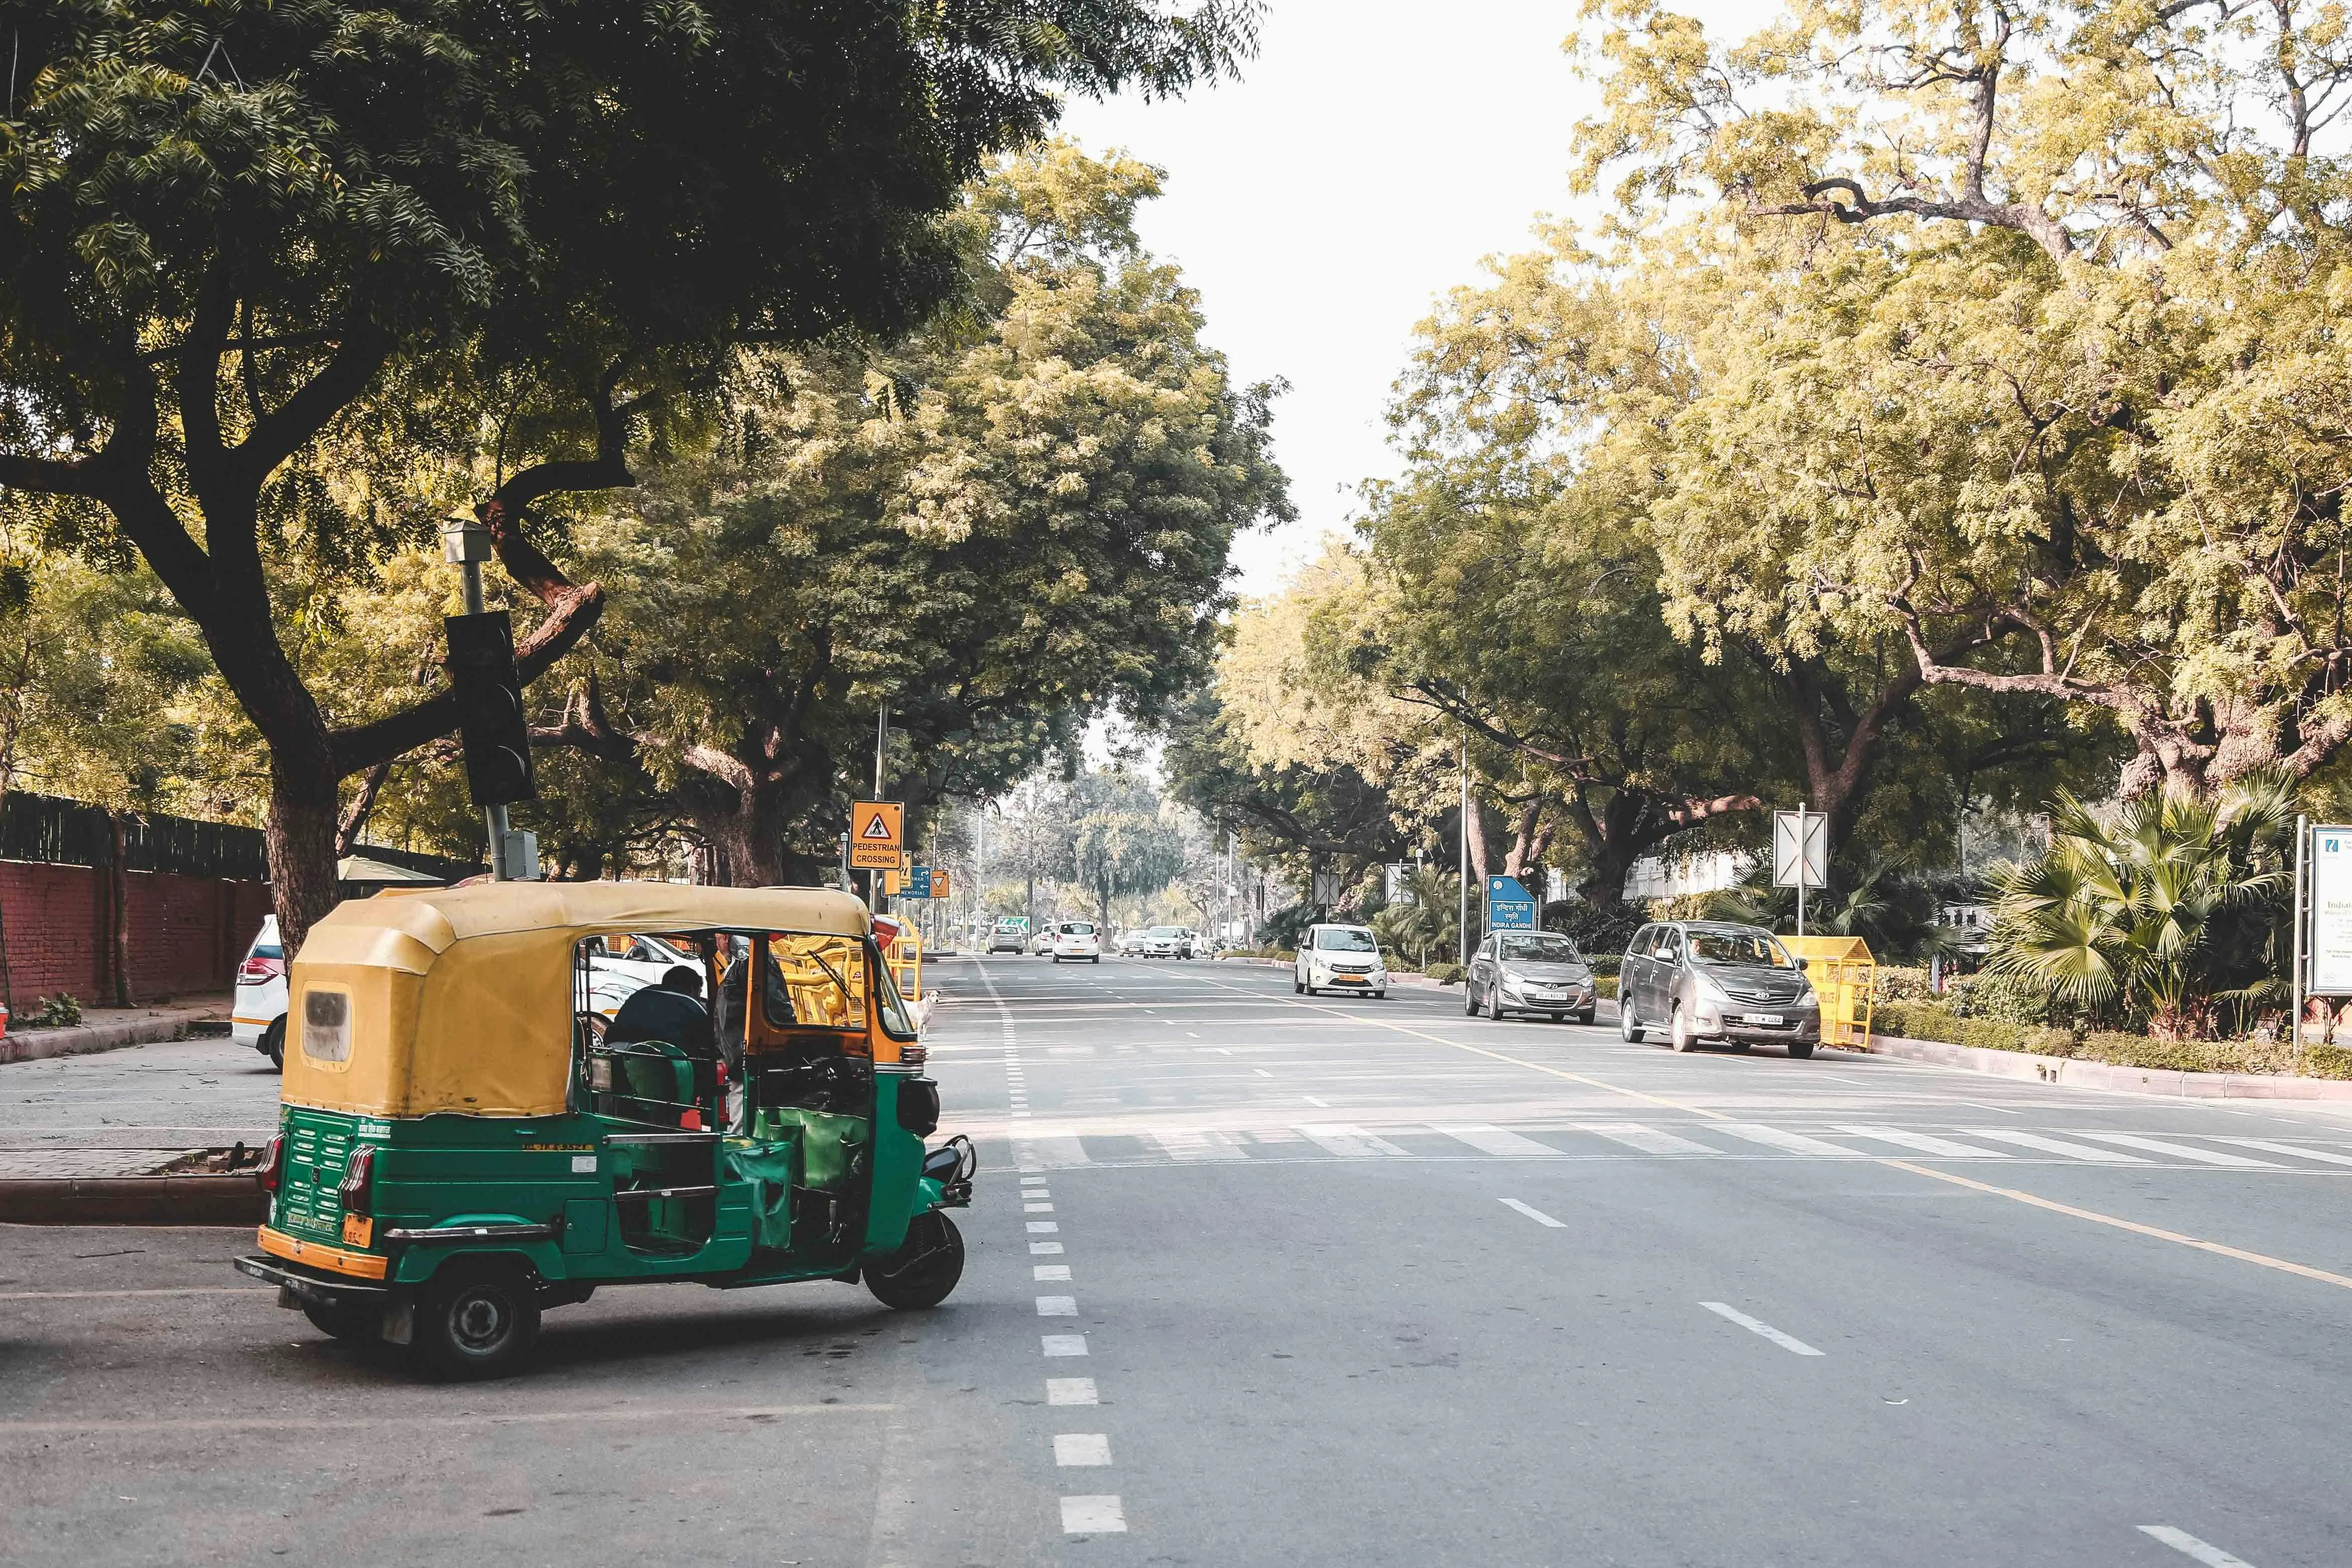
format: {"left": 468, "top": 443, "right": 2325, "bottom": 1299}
{"left": 1617, "top": 920, "right": 1820, "bottom": 1057}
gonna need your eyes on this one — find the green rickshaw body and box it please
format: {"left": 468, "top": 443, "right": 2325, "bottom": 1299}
{"left": 237, "top": 883, "right": 971, "bottom": 1374}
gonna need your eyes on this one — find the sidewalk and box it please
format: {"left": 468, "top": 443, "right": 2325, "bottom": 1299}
{"left": 0, "top": 992, "right": 232, "bottom": 1065}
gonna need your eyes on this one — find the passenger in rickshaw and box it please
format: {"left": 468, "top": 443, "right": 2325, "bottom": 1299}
{"left": 604, "top": 963, "right": 717, "bottom": 1128}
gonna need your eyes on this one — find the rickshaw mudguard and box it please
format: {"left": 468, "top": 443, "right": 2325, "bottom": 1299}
{"left": 387, "top": 1217, "right": 572, "bottom": 1288}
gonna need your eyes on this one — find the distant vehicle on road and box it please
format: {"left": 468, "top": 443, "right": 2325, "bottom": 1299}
{"left": 1294, "top": 923, "right": 1387, "bottom": 997}
{"left": 989, "top": 917, "right": 1029, "bottom": 954}
{"left": 1051, "top": 921, "right": 1102, "bottom": 963}
{"left": 1135, "top": 925, "right": 1190, "bottom": 959}
{"left": 1618, "top": 920, "right": 1820, "bottom": 1057}
{"left": 1030, "top": 926, "right": 1057, "bottom": 956}
{"left": 1465, "top": 930, "right": 1596, "bottom": 1024}
{"left": 233, "top": 916, "right": 289, "bottom": 1069}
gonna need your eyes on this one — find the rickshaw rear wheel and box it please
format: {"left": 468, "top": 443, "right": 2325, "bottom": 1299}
{"left": 410, "top": 1260, "right": 541, "bottom": 1380}
{"left": 866, "top": 1213, "right": 965, "bottom": 1311}
{"left": 301, "top": 1298, "right": 381, "bottom": 1342}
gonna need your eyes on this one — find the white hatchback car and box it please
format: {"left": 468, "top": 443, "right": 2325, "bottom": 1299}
{"left": 233, "top": 915, "right": 290, "bottom": 1069}
{"left": 1294, "top": 923, "right": 1388, "bottom": 998}
{"left": 1051, "top": 921, "right": 1103, "bottom": 963}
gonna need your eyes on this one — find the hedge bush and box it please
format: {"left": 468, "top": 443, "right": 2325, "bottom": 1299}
{"left": 1426, "top": 962, "right": 1465, "bottom": 986}
{"left": 1873, "top": 1004, "right": 2352, "bottom": 1079}
{"left": 1873, "top": 1002, "right": 2073, "bottom": 1057}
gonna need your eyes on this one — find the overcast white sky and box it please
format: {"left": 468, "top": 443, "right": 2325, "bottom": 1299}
{"left": 1057, "top": 1, "right": 1740, "bottom": 599}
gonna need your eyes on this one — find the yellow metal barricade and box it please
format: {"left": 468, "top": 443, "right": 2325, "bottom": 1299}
{"left": 1780, "top": 934, "right": 1874, "bottom": 1047}
{"left": 888, "top": 925, "right": 922, "bottom": 1003}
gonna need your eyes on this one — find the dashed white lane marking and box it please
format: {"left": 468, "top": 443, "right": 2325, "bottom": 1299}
{"left": 1028, "top": 1221, "right": 1059, "bottom": 1233}
{"left": 2075, "top": 1132, "right": 2279, "bottom": 1168}
{"left": 1025, "top": 1202, "right": 1055, "bottom": 1212}
{"left": 1583, "top": 1122, "right": 1722, "bottom": 1156}
{"left": 1967, "top": 1129, "right": 2150, "bottom": 1163}
{"left": 1061, "top": 1495, "right": 1127, "bottom": 1534}
{"left": 1035, "top": 1265, "right": 1072, "bottom": 1281}
{"left": 1030, "top": 1240, "right": 1064, "bottom": 1255}
{"left": 2139, "top": 1525, "right": 2259, "bottom": 1566}
{"left": 1253, "top": 1067, "right": 1274, "bottom": 1077}
{"left": 1054, "top": 1433, "right": 1113, "bottom": 1466}
{"left": 1296, "top": 1123, "right": 1415, "bottom": 1159}
{"left": 1037, "top": 1295, "right": 1078, "bottom": 1316}
{"left": 1150, "top": 1128, "right": 1248, "bottom": 1162}
{"left": 1438, "top": 1123, "right": 1560, "bottom": 1159}
{"left": 1047, "top": 1377, "right": 1098, "bottom": 1405}
{"left": 1700, "top": 1301, "right": 1825, "bottom": 1356}
{"left": 1020, "top": 1175, "right": 1047, "bottom": 1185}
{"left": 1718, "top": 1123, "right": 1867, "bottom": 1160}
{"left": 1832, "top": 1125, "right": 2012, "bottom": 1159}
{"left": 1041, "top": 1334, "right": 1088, "bottom": 1356}
{"left": 1303, "top": 1095, "right": 1331, "bottom": 1108}
{"left": 2208, "top": 1136, "right": 2352, "bottom": 1167}
{"left": 1498, "top": 1197, "right": 1566, "bottom": 1228}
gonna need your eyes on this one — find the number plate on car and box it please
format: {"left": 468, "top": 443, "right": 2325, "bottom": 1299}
{"left": 1742, "top": 1013, "right": 1785, "bottom": 1026}
{"left": 341, "top": 1214, "right": 374, "bottom": 1247}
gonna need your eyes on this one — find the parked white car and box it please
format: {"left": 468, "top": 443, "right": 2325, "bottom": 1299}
{"left": 1051, "top": 921, "right": 1103, "bottom": 963}
{"left": 580, "top": 932, "right": 701, "bottom": 1020}
{"left": 1294, "top": 923, "right": 1388, "bottom": 998}
{"left": 233, "top": 916, "right": 290, "bottom": 1069}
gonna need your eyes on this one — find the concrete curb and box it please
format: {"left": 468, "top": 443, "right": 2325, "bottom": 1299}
{"left": 1863, "top": 1032, "right": 2352, "bottom": 1101}
{"left": 0, "top": 1174, "right": 266, "bottom": 1225}
{"left": 0, "top": 1000, "right": 230, "bottom": 1065}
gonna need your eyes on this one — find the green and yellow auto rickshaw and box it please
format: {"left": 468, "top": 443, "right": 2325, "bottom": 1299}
{"left": 233, "top": 882, "right": 974, "bottom": 1379}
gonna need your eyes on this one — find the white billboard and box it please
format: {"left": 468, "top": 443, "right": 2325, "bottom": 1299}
{"left": 2310, "top": 825, "right": 2352, "bottom": 993}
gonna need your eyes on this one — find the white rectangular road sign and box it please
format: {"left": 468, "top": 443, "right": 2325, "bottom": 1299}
{"left": 2309, "top": 825, "right": 2352, "bottom": 992}
{"left": 1773, "top": 810, "right": 1828, "bottom": 889}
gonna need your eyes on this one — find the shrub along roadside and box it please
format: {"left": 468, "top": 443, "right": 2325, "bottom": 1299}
{"left": 1872, "top": 1002, "right": 2352, "bottom": 1080}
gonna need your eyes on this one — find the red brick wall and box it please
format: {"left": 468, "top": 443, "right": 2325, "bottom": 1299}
{"left": 0, "top": 859, "right": 271, "bottom": 1008}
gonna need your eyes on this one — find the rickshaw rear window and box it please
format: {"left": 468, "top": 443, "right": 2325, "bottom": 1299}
{"left": 301, "top": 989, "right": 351, "bottom": 1062}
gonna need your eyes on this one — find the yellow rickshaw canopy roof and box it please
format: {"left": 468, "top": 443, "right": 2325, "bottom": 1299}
{"left": 281, "top": 882, "right": 874, "bottom": 1119}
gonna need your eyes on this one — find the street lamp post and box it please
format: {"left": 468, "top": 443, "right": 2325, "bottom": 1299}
{"left": 442, "top": 518, "right": 510, "bottom": 880}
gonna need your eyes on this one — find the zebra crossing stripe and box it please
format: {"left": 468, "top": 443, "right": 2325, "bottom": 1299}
{"left": 2206, "top": 1137, "right": 2352, "bottom": 1167}
{"left": 1150, "top": 1129, "right": 1247, "bottom": 1162}
{"left": 1832, "top": 1125, "right": 2013, "bottom": 1159}
{"left": 2073, "top": 1132, "right": 2280, "bottom": 1168}
{"left": 1966, "top": 1129, "right": 2150, "bottom": 1163}
{"left": 1295, "top": 1124, "right": 1416, "bottom": 1159}
{"left": 1717, "top": 1124, "right": 1868, "bottom": 1159}
{"left": 1434, "top": 1124, "right": 1559, "bottom": 1159}
{"left": 1579, "top": 1122, "right": 1721, "bottom": 1156}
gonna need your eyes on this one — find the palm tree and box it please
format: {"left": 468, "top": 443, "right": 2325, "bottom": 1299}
{"left": 1985, "top": 774, "right": 2294, "bottom": 1036}
{"left": 1371, "top": 868, "right": 1459, "bottom": 970}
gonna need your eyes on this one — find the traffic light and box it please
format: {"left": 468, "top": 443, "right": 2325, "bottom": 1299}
{"left": 445, "top": 611, "right": 536, "bottom": 806}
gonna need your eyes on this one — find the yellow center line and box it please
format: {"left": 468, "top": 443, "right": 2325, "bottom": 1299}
{"left": 1175, "top": 967, "right": 2352, "bottom": 1293}
{"left": 1875, "top": 1158, "right": 2352, "bottom": 1292}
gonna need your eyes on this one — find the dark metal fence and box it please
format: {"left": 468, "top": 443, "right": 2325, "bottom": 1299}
{"left": 0, "top": 791, "right": 475, "bottom": 883}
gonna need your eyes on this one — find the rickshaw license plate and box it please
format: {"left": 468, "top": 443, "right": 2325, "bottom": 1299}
{"left": 341, "top": 1214, "right": 374, "bottom": 1247}
{"left": 1743, "top": 1013, "right": 1785, "bottom": 1026}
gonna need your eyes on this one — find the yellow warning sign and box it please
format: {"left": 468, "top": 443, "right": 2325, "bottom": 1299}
{"left": 883, "top": 866, "right": 903, "bottom": 895}
{"left": 850, "top": 801, "right": 903, "bottom": 868}
{"left": 931, "top": 868, "right": 952, "bottom": 899}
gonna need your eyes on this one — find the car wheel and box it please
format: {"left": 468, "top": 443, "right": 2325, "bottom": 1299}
{"left": 302, "top": 1298, "right": 381, "bottom": 1343}
{"left": 1463, "top": 982, "right": 1479, "bottom": 1016}
{"left": 1487, "top": 987, "right": 1507, "bottom": 1022}
{"left": 261, "top": 1017, "right": 285, "bottom": 1072}
{"left": 409, "top": 1260, "right": 540, "bottom": 1381}
{"left": 1090, "top": 956, "right": 1100, "bottom": 964}
{"left": 1294, "top": 976, "right": 1305, "bottom": 994}
{"left": 1374, "top": 990, "right": 1386, "bottom": 1000}
{"left": 1577, "top": 1008, "right": 1596, "bottom": 1026}
{"left": 1619, "top": 1001, "right": 1642, "bottom": 1042}
{"left": 867, "top": 1212, "right": 966, "bottom": 1310}
{"left": 1670, "top": 1006, "right": 1695, "bottom": 1052}
{"left": 1788, "top": 1040, "right": 1816, "bottom": 1060}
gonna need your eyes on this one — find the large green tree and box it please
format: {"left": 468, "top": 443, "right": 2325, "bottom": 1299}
{"left": 0, "top": 0, "right": 1261, "bottom": 949}
{"left": 530, "top": 144, "right": 1290, "bottom": 882}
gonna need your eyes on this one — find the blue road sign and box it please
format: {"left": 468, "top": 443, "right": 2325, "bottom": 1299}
{"left": 907, "top": 865, "right": 933, "bottom": 899}
{"left": 1486, "top": 874, "right": 1537, "bottom": 930}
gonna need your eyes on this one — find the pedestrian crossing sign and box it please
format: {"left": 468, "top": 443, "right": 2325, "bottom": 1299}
{"left": 850, "top": 801, "right": 903, "bottom": 868}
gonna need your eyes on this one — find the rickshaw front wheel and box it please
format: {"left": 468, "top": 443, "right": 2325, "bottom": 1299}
{"left": 410, "top": 1260, "right": 541, "bottom": 1380}
{"left": 866, "top": 1213, "right": 965, "bottom": 1311}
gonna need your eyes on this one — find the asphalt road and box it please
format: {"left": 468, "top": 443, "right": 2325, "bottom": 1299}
{"left": 7, "top": 954, "right": 2352, "bottom": 1566}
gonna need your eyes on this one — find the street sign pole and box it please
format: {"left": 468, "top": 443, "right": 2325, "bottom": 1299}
{"left": 2293, "top": 814, "right": 2308, "bottom": 1057}
{"left": 1796, "top": 802, "right": 1807, "bottom": 936}
{"left": 1457, "top": 733, "right": 1469, "bottom": 970}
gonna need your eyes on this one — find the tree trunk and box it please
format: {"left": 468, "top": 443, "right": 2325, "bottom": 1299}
{"left": 1463, "top": 793, "right": 1491, "bottom": 887}
{"left": 266, "top": 756, "right": 344, "bottom": 961}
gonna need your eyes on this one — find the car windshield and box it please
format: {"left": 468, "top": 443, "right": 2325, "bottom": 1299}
{"left": 1500, "top": 934, "right": 1582, "bottom": 964}
{"left": 1148, "top": 926, "right": 1180, "bottom": 936}
{"left": 1317, "top": 928, "right": 1377, "bottom": 952}
{"left": 1689, "top": 930, "right": 1793, "bottom": 968}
